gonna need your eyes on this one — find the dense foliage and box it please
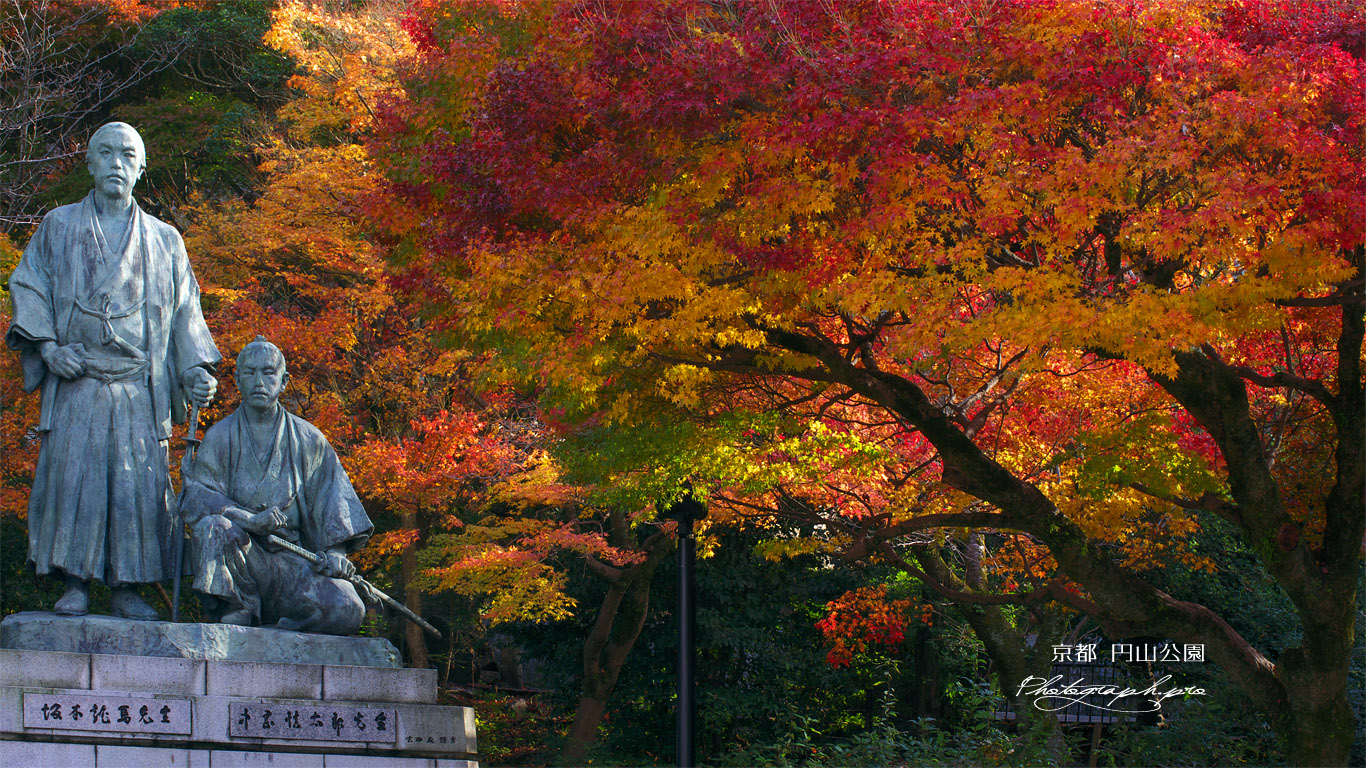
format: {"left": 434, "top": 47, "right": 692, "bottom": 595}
{"left": 2, "top": 1, "right": 1362, "bottom": 766}
{"left": 376, "top": 0, "right": 1364, "bottom": 763}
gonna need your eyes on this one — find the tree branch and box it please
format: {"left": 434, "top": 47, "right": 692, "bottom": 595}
{"left": 1273, "top": 279, "right": 1365, "bottom": 307}
{"left": 1129, "top": 483, "right": 1243, "bottom": 526}
{"left": 1228, "top": 366, "right": 1333, "bottom": 408}
{"left": 875, "top": 510, "right": 1015, "bottom": 538}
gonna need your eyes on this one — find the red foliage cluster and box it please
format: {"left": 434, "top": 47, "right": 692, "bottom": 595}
{"left": 1221, "top": 0, "right": 1366, "bottom": 57}
{"left": 815, "top": 585, "right": 932, "bottom": 668}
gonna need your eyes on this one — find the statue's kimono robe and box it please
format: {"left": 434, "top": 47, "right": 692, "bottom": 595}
{"left": 180, "top": 407, "right": 374, "bottom": 635}
{"left": 5, "top": 193, "right": 220, "bottom": 585}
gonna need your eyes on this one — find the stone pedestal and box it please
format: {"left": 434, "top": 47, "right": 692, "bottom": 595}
{"left": 0, "top": 613, "right": 477, "bottom": 767}
{"left": 2, "top": 612, "right": 402, "bottom": 667}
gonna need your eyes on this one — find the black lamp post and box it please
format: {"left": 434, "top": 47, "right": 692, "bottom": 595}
{"left": 665, "top": 490, "right": 707, "bottom": 768}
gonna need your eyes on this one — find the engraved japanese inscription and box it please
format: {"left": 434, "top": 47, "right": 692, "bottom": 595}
{"left": 228, "top": 701, "right": 397, "bottom": 742}
{"left": 23, "top": 692, "right": 192, "bottom": 735}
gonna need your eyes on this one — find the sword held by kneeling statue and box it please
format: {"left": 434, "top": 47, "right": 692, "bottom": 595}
{"left": 178, "top": 336, "right": 437, "bottom": 638}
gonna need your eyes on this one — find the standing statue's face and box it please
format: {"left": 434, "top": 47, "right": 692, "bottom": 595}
{"left": 235, "top": 348, "right": 289, "bottom": 414}
{"left": 87, "top": 126, "right": 144, "bottom": 200}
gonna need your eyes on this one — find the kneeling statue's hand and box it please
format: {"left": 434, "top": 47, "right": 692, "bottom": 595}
{"left": 318, "top": 550, "right": 356, "bottom": 580}
{"left": 242, "top": 506, "right": 287, "bottom": 536}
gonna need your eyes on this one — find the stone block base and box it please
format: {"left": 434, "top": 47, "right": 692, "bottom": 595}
{"left": 0, "top": 644, "right": 477, "bottom": 767}
{"left": 1, "top": 612, "right": 401, "bottom": 668}
{"left": 0, "top": 742, "right": 478, "bottom": 766}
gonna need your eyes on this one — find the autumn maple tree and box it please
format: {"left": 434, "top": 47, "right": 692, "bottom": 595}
{"left": 190, "top": 10, "right": 682, "bottom": 739}
{"left": 816, "top": 585, "right": 934, "bottom": 669}
{"left": 376, "top": 0, "right": 1364, "bottom": 763}
{"left": 184, "top": 0, "right": 524, "bottom": 666}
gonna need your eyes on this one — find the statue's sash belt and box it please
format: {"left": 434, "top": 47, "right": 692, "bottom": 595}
{"left": 79, "top": 355, "right": 149, "bottom": 384}
{"left": 74, "top": 293, "right": 148, "bottom": 359}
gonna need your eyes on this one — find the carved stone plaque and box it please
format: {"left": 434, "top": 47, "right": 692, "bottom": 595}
{"left": 228, "top": 701, "right": 397, "bottom": 742}
{"left": 23, "top": 692, "right": 191, "bottom": 735}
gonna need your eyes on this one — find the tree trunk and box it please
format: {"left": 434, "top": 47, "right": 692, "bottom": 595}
{"left": 562, "top": 694, "right": 610, "bottom": 763}
{"left": 559, "top": 579, "right": 632, "bottom": 765}
{"left": 1274, "top": 600, "right": 1358, "bottom": 766}
{"left": 1279, "top": 659, "right": 1355, "bottom": 766}
{"left": 557, "top": 526, "right": 674, "bottom": 765}
{"left": 767, "top": 297, "right": 1365, "bottom": 766}
{"left": 400, "top": 509, "right": 428, "bottom": 669}
{"left": 915, "top": 548, "right": 1065, "bottom": 756}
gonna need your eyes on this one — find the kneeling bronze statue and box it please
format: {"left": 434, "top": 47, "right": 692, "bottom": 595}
{"left": 179, "top": 337, "right": 372, "bottom": 635}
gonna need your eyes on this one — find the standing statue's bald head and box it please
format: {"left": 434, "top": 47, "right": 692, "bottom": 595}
{"left": 86, "top": 122, "right": 146, "bottom": 204}
{"left": 86, "top": 122, "right": 146, "bottom": 172}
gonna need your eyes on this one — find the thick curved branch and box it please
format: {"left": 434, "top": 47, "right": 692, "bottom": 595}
{"left": 751, "top": 322, "right": 1289, "bottom": 717}
{"left": 1129, "top": 483, "right": 1243, "bottom": 526}
{"left": 875, "top": 539, "right": 1051, "bottom": 607}
{"left": 581, "top": 555, "right": 624, "bottom": 584}
{"left": 875, "top": 510, "right": 1015, "bottom": 538}
{"left": 1273, "top": 278, "right": 1364, "bottom": 307}
{"left": 581, "top": 520, "right": 674, "bottom": 585}
{"left": 1229, "top": 366, "right": 1333, "bottom": 408}
{"left": 1154, "top": 348, "right": 1324, "bottom": 607}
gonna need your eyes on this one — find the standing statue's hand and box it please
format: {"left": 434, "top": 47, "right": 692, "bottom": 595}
{"left": 39, "top": 342, "right": 85, "bottom": 380}
{"left": 181, "top": 366, "right": 217, "bottom": 408}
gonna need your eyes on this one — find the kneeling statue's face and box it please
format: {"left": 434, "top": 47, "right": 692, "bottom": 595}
{"left": 236, "top": 346, "right": 288, "bottom": 414}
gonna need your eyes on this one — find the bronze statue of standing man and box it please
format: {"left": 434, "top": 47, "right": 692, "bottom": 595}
{"left": 6, "top": 122, "right": 221, "bottom": 619}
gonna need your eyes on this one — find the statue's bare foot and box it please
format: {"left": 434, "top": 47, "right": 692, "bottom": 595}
{"left": 220, "top": 608, "right": 253, "bottom": 626}
{"left": 54, "top": 579, "right": 89, "bottom": 616}
{"left": 110, "top": 587, "right": 159, "bottom": 621}
{"left": 275, "top": 608, "right": 321, "bottom": 632}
